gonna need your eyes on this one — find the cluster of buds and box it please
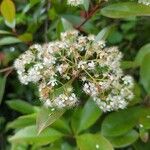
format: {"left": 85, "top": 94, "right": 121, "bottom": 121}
{"left": 14, "top": 30, "right": 134, "bottom": 112}
{"left": 138, "top": 0, "right": 150, "bottom": 5}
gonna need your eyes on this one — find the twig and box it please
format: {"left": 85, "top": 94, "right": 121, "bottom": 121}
{"left": 75, "top": 4, "right": 101, "bottom": 30}
{"left": 0, "top": 66, "right": 14, "bottom": 73}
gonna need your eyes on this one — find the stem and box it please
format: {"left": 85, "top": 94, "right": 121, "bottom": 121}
{"left": 75, "top": 4, "right": 101, "bottom": 30}
{"left": 0, "top": 66, "right": 14, "bottom": 73}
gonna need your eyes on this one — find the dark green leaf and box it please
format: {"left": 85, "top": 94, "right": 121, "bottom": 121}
{"left": 135, "top": 43, "right": 150, "bottom": 66}
{"left": 62, "top": 14, "right": 98, "bottom": 33}
{"left": 140, "top": 53, "right": 150, "bottom": 94}
{"left": 6, "top": 99, "right": 38, "bottom": 114}
{"left": 139, "top": 107, "right": 150, "bottom": 130}
{"left": 77, "top": 99, "right": 102, "bottom": 133}
{"left": 108, "top": 31, "right": 123, "bottom": 44}
{"left": 9, "top": 125, "right": 63, "bottom": 145}
{"left": 71, "top": 108, "right": 82, "bottom": 134}
{"left": 0, "top": 37, "right": 21, "bottom": 46}
{"left": 0, "top": 30, "right": 12, "bottom": 34}
{"left": 101, "top": 2, "right": 150, "bottom": 18}
{"left": 61, "top": 18, "right": 73, "bottom": 31}
{"left": 77, "top": 133, "right": 114, "bottom": 150}
{"left": 101, "top": 106, "right": 142, "bottom": 137}
{"left": 51, "top": 118, "right": 71, "bottom": 134}
{"left": 18, "top": 33, "right": 33, "bottom": 42}
{"left": 95, "top": 25, "right": 115, "bottom": 42}
{"left": 108, "top": 130, "right": 139, "bottom": 148}
{"left": 7, "top": 114, "right": 36, "bottom": 129}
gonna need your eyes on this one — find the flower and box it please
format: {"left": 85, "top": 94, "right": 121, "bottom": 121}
{"left": 14, "top": 30, "right": 134, "bottom": 111}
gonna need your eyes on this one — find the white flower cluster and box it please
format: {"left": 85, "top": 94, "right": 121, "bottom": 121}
{"left": 138, "top": 0, "right": 150, "bottom": 5}
{"left": 14, "top": 30, "right": 134, "bottom": 112}
{"left": 67, "top": 0, "right": 83, "bottom": 6}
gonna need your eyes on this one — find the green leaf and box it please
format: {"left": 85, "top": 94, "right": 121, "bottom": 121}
{"left": 77, "top": 99, "right": 102, "bottom": 133}
{"left": 0, "top": 30, "right": 12, "bottom": 34}
{"left": 61, "top": 142, "right": 75, "bottom": 150}
{"left": 108, "top": 31, "right": 123, "bottom": 44}
{"left": 140, "top": 53, "right": 150, "bottom": 94}
{"left": 6, "top": 99, "right": 37, "bottom": 114}
{"left": 101, "top": 106, "right": 142, "bottom": 137}
{"left": 133, "top": 140, "right": 150, "bottom": 150}
{"left": 135, "top": 43, "right": 150, "bottom": 66}
{"left": 36, "top": 107, "right": 65, "bottom": 134}
{"left": 62, "top": 14, "right": 98, "bottom": 34}
{"left": 71, "top": 108, "right": 82, "bottom": 134}
{"left": 9, "top": 125, "right": 63, "bottom": 145}
{"left": 7, "top": 114, "right": 36, "bottom": 129}
{"left": 51, "top": 118, "right": 71, "bottom": 134}
{"left": 0, "top": 75, "right": 7, "bottom": 105}
{"left": 95, "top": 25, "right": 115, "bottom": 42}
{"left": 18, "top": 33, "right": 33, "bottom": 42}
{"left": 11, "top": 143, "right": 28, "bottom": 150}
{"left": 0, "top": 37, "right": 21, "bottom": 46}
{"left": 101, "top": 2, "right": 150, "bottom": 18}
{"left": 108, "top": 130, "right": 139, "bottom": 148}
{"left": 76, "top": 133, "right": 114, "bottom": 150}
{"left": 0, "top": 0, "right": 16, "bottom": 28}
{"left": 139, "top": 107, "right": 150, "bottom": 130}
{"left": 30, "top": 0, "right": 40, "bottom": 6}
{"left": 82, "top": 0, "right": 90, "bottom": 11}
{"left": 61, "top": 18, "right": 73, "bottom": 31}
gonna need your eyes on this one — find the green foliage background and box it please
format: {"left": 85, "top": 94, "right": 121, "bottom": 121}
{"left": 0, "top": 0, "right": 150, "bottom": 149}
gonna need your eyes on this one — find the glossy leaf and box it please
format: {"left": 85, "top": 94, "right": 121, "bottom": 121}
{"left": 77, "top": 99, "right": 102, "bottom": 133}
{"left": 18, "top": 33, "right": 33, "bottom": 42}
{"left": 0, "top": 37, "right": 21, "bottom": 46}
{"left": 51, "top": 118, "right": 71, "bottom": 134}
{"left": 61, "top": 18, "right": 73, "bottom": 31}
{"left": 7, "top": 114, "right": 36, "bottom": 129}
{"left": 71, "top": 108, "right": 82, "bottom": 134}
{"left": 108, "top": 130, "right": 139, "bottom": 148}
{"left": 101, "top": 2, "right": 150, "bottom": 18}
{"left": 6, "top": 99, "right": 37, "bottom": 114}
{"left": 101, "top": 107, "right": 142, "bottom": 137}
{"left": 135, "top": 43, "right": 150, "bottom": 66}
{"left": 76, "top": 133, "right": 114, "bottom": 150}
{"left": 95, "top": 25, "right": 115, "bottom": 42}
{"left": 0, "top": 0, "right": 16, "bottom": 28}
{"left": 139, "top": 107, "right": 150, "bottom": 130}
{"left": 9, "top": 125, "right": 63, "bottom": 145}
{"left": 36, "top": 107, "right": 65, "bottom": 134}
{"left": 62, "top": 14, "right": 98, "bottom": 33}
{"left": 0, "top": 30, "right": 12, "bottom": 34}
{"left": 140, "top": 53, "right": 150, "bottom": 94}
